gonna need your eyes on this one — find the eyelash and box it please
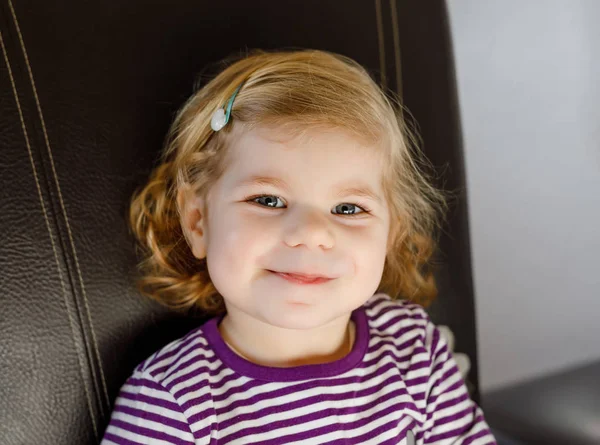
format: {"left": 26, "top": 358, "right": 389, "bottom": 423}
{"left": 245, "top": 194, "right": 372, "bottom": 217}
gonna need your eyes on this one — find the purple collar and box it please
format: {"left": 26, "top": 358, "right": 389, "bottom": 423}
{"left": 203, "top": 305, "right": 369, "bottom": 382}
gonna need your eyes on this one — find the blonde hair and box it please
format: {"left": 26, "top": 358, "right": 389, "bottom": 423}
{"left": 129, "top": 49, "right": 448, "bottom": 315}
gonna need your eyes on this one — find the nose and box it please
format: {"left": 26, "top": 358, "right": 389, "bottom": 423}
{"left": 282, "top": 205, "right": 335, "bottom": 250}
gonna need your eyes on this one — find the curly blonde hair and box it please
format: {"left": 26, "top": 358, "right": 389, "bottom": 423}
{"left": 129, "top": 49, "right": 448, "bottom": 315}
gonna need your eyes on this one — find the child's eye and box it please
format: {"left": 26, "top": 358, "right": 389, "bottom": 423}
{"left": 332, "top": 203, "right": 368, "bottom": 216}
{"left": 247, "top": 195, "right": 370, "bottom": 217}
{"left": 250, "top": 195, "right": 285, "bottom": 208}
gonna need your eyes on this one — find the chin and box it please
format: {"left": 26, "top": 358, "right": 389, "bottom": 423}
{"left": 258, "top": 301, "right": 348, "bottom": 331}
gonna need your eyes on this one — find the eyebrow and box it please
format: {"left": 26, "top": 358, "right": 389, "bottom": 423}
{"left": 234, "top": 175, "right": 383, "bottom": 204}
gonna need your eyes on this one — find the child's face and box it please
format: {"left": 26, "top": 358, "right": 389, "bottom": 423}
{"left": 183, "top": 125, "right": 390, "bottom": 330}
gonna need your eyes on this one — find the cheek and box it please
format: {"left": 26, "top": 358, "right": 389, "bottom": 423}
{"left": 205, "top": 214, "right": 269, "bottom": 280}
{"left": 354, "top": 228, "right": 388, "bottom": 275}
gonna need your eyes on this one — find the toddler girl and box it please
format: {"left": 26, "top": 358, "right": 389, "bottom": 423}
{"left": 101, "top": 49, "right": 496, "bottom": 444}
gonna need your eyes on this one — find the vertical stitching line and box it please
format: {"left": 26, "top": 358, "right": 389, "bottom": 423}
{"left": 375, "top": 0, "right": 387, "bottom": 89}
{"left": 7, "top": 0, "right": 110, "bottom": 411}
{"left": 0, "top": 25, "right": 99, "bottom": 441}
{"left": 389, "top": 0, "right": 403, "bottom": 98}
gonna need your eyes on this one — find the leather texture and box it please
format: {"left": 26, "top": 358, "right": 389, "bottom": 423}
{"left": 0, "top": 1, "right": 479, "bottom": 443}
{"left": 483, "top": 360, "right": 600, "bottom": 445}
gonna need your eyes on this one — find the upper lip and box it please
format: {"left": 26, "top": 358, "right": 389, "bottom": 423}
{"left": 270, "top": 270, "right": 334, "bottom": 279}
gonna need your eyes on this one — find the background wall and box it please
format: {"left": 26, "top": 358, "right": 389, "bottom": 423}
{"left": 446, "top": 0, "right": 600, "bottom": 391}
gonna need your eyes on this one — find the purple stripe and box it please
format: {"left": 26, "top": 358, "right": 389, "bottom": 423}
{"left": 110, "top": 419, "right": 193, "bottom": 445}
{"left": 102, "top": 431, "right": 145, "bottom": 445}
{"left": 425, "top": 413, "right": 487, "bottom": 443}
{"left": 404, "top": 375, "right": 430, "bottom": 386}
{"left": 219, "top": 384, "right": 415, "bottom": 432}
{"left": 114, "top": 404, "right": 192, "bottom": 432}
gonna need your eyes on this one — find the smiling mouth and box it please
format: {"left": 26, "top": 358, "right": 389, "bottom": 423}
{"left": 268, "top": 270, "right": 333, "bottom": 285}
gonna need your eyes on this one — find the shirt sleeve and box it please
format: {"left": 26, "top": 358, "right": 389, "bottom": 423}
{"left": 101, "top": 370, "right": 196, "bottom": 445}
{"left": 420, "top": 318, "right": 497, "bottom": 445}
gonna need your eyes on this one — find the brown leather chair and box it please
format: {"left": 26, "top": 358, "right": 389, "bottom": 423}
{"left": 0, "top": 1, "right": 482, "bottom": 443}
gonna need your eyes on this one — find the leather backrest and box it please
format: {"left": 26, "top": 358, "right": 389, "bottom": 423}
{"left": 0, "top": 1, "right": 478, "bottom": 443}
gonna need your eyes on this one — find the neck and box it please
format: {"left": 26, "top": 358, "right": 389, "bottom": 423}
{"left": 218, "top": 313, "right": 356, "bottom": 367}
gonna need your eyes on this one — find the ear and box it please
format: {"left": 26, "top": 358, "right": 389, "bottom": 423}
{"left": 176, "top": 184, "right": 208, "bottom": 260}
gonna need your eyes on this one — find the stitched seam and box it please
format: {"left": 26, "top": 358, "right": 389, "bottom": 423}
{"left": 389, "top": 0, "right": 403, "bottom": 97}
{"left": 375, "top": 0, "right": 387, "bottom": 88}
{"left": 7, "top": 0, "right": 110, "bottom": 411}
{"left": 0, "top": 24, "right": 99, "bottom": 441}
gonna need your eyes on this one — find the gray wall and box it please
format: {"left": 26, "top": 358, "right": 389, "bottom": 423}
{"left": 446, "top": 1, "right": 600, "bottom": 391}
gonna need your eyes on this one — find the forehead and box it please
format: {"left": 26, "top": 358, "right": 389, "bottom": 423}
{"left": 221, "top": 126, "right": 386, "bottom": 193}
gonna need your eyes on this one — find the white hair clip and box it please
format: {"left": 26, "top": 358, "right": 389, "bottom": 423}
{"left": 210, "top": 84, "right": 243, "bottom": 131}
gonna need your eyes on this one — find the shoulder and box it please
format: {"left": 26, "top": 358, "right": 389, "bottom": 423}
{"left": 363, "top": 292, "right": 432, "bottom": 340}
{"left": 133, "top": 322, "right": 215, "bottom": 388}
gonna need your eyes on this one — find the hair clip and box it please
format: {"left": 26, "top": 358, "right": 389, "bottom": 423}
{"left": 210, "top": 83, "right": 243, "bottom": 131}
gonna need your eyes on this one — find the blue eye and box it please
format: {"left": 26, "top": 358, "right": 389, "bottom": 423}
{"left": 247, "top": 195, "right": 370, "bottom": 217}
{"left": 252, "top": 195, "right": 285, "bottom": 208}
{"left": 332, "top": 203, "right": 365, "bottom": 215}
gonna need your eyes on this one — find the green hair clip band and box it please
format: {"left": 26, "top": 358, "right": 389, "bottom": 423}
{"left": 210, "top": 84, "right": 243, "bottom": 131}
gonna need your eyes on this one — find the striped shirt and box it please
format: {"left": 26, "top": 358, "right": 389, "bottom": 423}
{"left": 101, "top": 293, "right": 496, "bottom": 444}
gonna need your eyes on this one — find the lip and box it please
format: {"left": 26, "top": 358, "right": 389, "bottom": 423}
{"left": 269, "top": 270, "right": 334, "bottom": 285}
